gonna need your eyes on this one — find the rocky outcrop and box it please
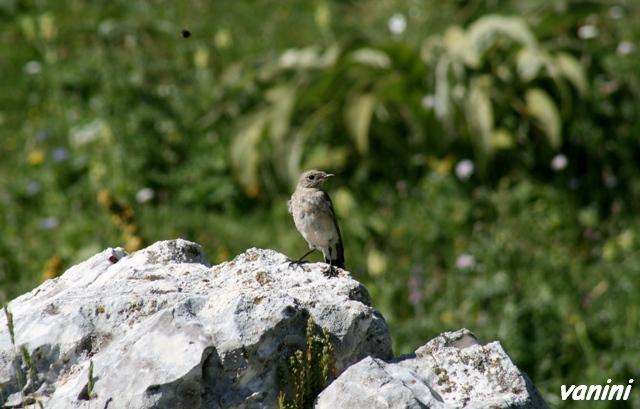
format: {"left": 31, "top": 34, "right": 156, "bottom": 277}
{"left": 0, "top": 240, "right": 547, "bottom": 409}
{"left": 316, "top": 329, "right": 549, "bottom": 409}
{"left": 0, "top": 240, "right": 391, "bottom": 408}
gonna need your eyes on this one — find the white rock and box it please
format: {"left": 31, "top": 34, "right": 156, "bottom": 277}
{"left": 0, "top": 240, "right": 391, "bottom": 408}
{"left": 315, "top": 329, "right": 548, "bottom": 409}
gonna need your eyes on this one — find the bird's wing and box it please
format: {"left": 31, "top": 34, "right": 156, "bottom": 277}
{"left": 287, "top": 198, "right": 293, "bottom": 214}
{"left": 321, "top": 190, "right": 345, "bottom": 268}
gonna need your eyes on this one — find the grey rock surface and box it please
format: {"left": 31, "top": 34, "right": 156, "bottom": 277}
{"left": 315, "top": 328, "right": 548, "bottom": 409}
{"left": 0, "top": 240, "right": 391, "bottom": 408}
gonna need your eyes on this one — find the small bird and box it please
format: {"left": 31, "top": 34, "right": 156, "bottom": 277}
{"left": 288, "top": 170, "right": 344, "bottom": 276}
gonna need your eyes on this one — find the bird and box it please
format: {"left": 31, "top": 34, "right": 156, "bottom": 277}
{"left": 288, "top": 170, "right": 344, "bottom": 276}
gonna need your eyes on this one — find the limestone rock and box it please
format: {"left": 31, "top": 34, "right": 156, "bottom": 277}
{"left": 315, "top": 328, "right": 548, "bottom": 409}
{"left": 0, "top": 240, "right": 391, "bottom": 408}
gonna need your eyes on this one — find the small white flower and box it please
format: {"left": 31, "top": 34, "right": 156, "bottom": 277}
{"left": 617, "top": 41, "right": 635, "bottom": 56}
{"left": 421, "top": 94, "right": 435, "bottom": 109}
{"left": 24, "top": 61, "right": 42, "bottom": 75}
{"left": 551, "top": 154, "right": 568, "bottom": 171}
{"left": 388, "top": 13, "right": 407, "bottom": 35}
{"left": 455, "top": 159, "right": 474, "bottom": 180}
{"left": 456, "top": 254, "right": 476, "bottom": 270}
{"left": 135, "top": 188, "right": 155, "bottom": 204}
{"left": 70, "top": 120, "right": 104, "bottom": 146}
{"left": 577, "top": 25, "right": 598, "bottom": 39}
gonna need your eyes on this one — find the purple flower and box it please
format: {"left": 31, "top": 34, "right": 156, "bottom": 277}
{"left": 407, "top": 275, "right": 423, "bottom": 306}
{"left": 39, "top": 216, "right": 59, "bottom": 230}
{"left": 52, "top": 147, "right": 69, "bottom": 162}
{"left": 26, "top": 180, "right": 41, "bottom": 195}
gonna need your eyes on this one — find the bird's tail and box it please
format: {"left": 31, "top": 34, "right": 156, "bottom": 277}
{"left": 325, "top": 241, "right": 345, "bottom": 269}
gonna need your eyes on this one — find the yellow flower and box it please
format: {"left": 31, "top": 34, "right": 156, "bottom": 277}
{"left": 41, "top": 255, "right": 62, "bottom": 281}
{"left": 216, "top": 246, "right": 230, "bottom": 263}
{"left": 427, "top": 156, "right": 453, "bottom": 175}
{"left": 439, "top": 310, "right": 454, "bottom": 324}
{"left": 29, "top": 149, "right": 45, "bottom": 165}
{"left": 366, "top": 249, "right": 387, "bottom": 277}
{"left": 194, "top": 47, "right": 209, "bottom": 69}
{"left": 39, "top": 13, "right": 57, "bottom": 40}
{"left": 214, "top": 29, "right": 232, "bottom": 49}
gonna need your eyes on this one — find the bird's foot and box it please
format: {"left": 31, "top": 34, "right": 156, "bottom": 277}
{"left": 287, "top": 259, "right": 307, "bottom": 270}
{"left": 323, "top": 264, "right": 339, "bottom": 278}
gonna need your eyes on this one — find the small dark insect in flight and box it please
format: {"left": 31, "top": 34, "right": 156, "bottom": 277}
{"left": 181, "top": 29, "right": 191, "bottom": 38}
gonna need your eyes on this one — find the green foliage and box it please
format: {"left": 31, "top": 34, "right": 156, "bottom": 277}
{"left": 4, "top": 307, "right": 15, "bottom": 346}
{"left": 3, "top": 307, "right": 25, "bottom": 406}
{"left": 424, "top": 14, "right": 582, "bottom": 158}
{"left": 1, "top": 1, "right": 640, "bottom": 408}
{"left": 19, "top": 345, "right": 36, "bottom": 393}
{"left": 278, "top": 318, "right": 335, "bottom": 409}
{"left": 361, "top": 174, "right": 640, "bottom": 407}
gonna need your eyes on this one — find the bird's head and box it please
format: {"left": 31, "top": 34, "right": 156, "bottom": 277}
{"left": 297, "top": 170, "right": 334, "bottom": 188}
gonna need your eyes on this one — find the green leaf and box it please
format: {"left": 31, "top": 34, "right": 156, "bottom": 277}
{"left": 443, "top": 26, "right": 479, "bottom": 68}
{"left": 492, "top": 128, "right": 514, "bottom": 149}
{"left": 349, "top": 48, "right": 391, "bottom": 69}
{"left": 345, "top": 94, "right": 376, "bottom": 154}
{"left": 265, "top": 85, "right": 296, "bottom": 142}
{"left": 230, "top": 112, "right": 267, "bottom": 196}
{"left": 304, "top": 145, "right": 349, "bottom": 174}
{"left": 555, "top": 52, "right": 588, "bottom": 95}
{"left": 525, "top": 88, "right": 561, "bottom": 148}
{"left": 465, "top": 78, "right": 494, "bottom": 157}
{"left": 278, "top": 45, "right": 339, "bottom": 70}
{"left": 467, "top": 15, "right": 537, "bottom": 56}
{"left": 434, "top": 57, "right": 452, "bottom": 119}
{"left": 516, "top": 47, "right": 544, "bottom": 81}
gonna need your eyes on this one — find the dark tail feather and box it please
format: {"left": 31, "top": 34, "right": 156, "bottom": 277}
{"left": 325, "top": 241, "right": 345, "bottom": 269}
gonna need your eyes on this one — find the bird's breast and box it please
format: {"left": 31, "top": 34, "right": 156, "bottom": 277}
{"left": 291, "top": 196, "right": 337, "bottom": 247}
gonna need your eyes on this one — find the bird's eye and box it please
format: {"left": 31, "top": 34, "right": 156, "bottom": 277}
{"left": 308, "top": 175, "right": 315, "bottom": 180}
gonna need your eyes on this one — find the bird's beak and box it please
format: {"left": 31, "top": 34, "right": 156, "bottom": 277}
{"left": 325, "top": 173, "right": 334, "bottom": 178}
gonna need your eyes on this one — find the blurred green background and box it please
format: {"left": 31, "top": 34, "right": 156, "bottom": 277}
{"left": 1, "top": 0, "right": 639, "bottom": 406}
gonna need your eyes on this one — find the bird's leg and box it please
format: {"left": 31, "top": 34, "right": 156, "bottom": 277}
{"left": 323, "top": 247, "right": 339, "bottom": 278}
{"left": 288, "top": 249, "right": 314, "bottom": 269}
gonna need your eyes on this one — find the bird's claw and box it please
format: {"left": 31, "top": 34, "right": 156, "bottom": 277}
{"left": 288, "top": 260, "right": 305, "bottom": 270}
{"left": 323, "top": 265, "right": 339, "bottom": 278}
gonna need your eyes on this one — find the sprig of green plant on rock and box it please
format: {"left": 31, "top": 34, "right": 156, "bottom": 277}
{"left": 278, "top": 317, "right": 336, "bottom": 409}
